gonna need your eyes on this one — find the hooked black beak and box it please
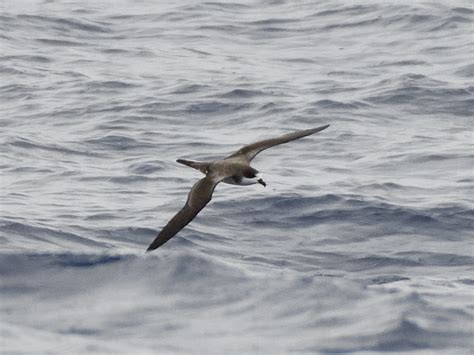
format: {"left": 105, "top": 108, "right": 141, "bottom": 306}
{"left": 257, "top": 178, "right": 266, "bottom": 187}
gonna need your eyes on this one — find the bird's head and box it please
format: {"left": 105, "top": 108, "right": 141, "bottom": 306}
{"left": 242, "top": 167, "right": 266, "bottom": 187}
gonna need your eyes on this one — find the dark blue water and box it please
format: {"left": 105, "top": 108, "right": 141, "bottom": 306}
{"left": 1, "top": 1, "right": 473, "bottom": 353}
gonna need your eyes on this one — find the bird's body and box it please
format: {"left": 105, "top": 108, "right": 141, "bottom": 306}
{"left": 146, "top": 124, "right": 329, "bottom": 252}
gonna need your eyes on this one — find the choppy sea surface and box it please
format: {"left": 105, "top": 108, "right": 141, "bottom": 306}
{"left": 1, "top": 0, "right": 473, "bottom": 353}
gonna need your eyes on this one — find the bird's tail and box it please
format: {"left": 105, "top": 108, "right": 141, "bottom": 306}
{"left": 176, "top": 159, "right": 210, "bottom": 175}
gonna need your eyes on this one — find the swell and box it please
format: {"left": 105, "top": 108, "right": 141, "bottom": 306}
{"left": 364, "top": 74, "right": 473, "bottom": 116}
{"left": 17, "top": 14, "right": 111, "bottom": 34}
{"left": 223, "top": 193, "right": 473, "bottom": 234}
{"left": 0, "top": 220, "right": 106, "bottom": 250}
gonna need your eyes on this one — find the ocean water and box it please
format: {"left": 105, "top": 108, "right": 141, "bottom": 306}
{"left": 1, "top": 0, "right": 473, "bottom": 353}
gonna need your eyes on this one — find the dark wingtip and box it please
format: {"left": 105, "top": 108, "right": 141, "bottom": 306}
{"left": 308, "top": 124, "right": 330, "bottom": 135}
{"left": 145, "top": 246, "right": 155, "bottom": 253}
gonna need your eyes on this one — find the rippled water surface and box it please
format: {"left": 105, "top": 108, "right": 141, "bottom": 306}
{"left": 1, "top": 0, "right": 473, "bottom": 353}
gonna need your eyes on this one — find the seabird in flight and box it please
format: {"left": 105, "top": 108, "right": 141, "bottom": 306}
{"left": 146, "top": 124, "right": 330, "bottom": 251}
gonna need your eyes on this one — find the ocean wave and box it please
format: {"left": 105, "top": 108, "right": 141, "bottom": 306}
{"left": 3, "top": 54, "right": 52, "bottom": 63}
{"left": 364, "top": 74, "right": 472, "bottom": 116}
{"left": 84, "top": 134, "right": 154, "bottom": 151}
{"left": 216, "top": 88, "right": 269, "bottom": 99}
{"left": 225, "top": 194, "right": 472, "bottom": 233}
{"left": 0, "top": 220, "right": 105, "bottom": 251}
{"left": 1, "top": 0, "right": 473, "bottom": 351}
{"left": 7, "top": 137, "right": 100, "bottom": 157}
{"left": 36, "top": 38, "right": 87, "bottom": 47}
{"left": 313, "top": 99, "right": 366, "bottom": 110}
{"left": 171, "top": 83, "right": 211, "bottom": 95}
{"left": 184, "top": 101, "right": 253, "bottom": 115}
{"left": 85, "top": 80, "right": 139, "bottom": 91}
{"left": 17, "top": 14, "right": 110, "bottom": 33}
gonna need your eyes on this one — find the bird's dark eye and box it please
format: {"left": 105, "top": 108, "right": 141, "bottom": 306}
{"left": 243, "top": 169, "right": 257, "bottom": 178}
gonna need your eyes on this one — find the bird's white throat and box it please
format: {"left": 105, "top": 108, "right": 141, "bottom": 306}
{"left": 239, "top": 176, "right": 261, "bottom": 185}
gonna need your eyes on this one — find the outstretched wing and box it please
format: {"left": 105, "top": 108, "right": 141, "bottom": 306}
{"left": 146, "top": 176, "right": 218, "bottom": 251}
{"left": 226, "top": 124, "right": 330, "bottom": 162}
